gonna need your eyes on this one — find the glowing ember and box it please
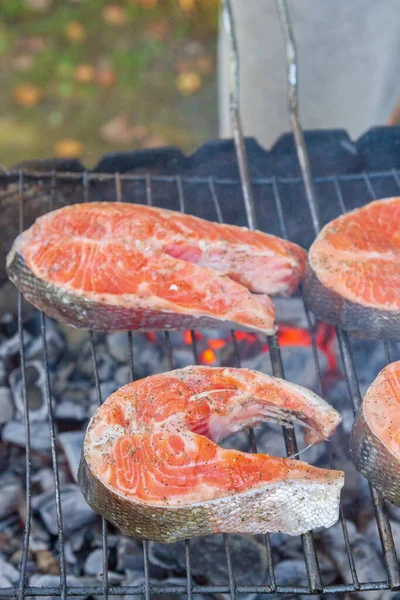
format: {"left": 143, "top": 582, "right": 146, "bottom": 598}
{"left": 201, "top": 348, "right": 217, "bottom": 364}
{"left": 183, "top": 330, "right": 192, "bottom": 345}
{"left": 278, "top": 326, "right": 311, "bottom": 347}
{"left": 209, "top": 339, "right": 226, "bottom": 350}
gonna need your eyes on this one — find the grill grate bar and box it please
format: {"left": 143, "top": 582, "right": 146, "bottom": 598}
{"left": 3, "top": 168, "right": 400, "bottom": 186}
{"left": 271, "top": 176, "right": 362, "bottom": 589}
{"left": 9, "top": 161, "right": 400, "bottom": 596}
{"left": 265, "top": 182, "right": 322, "bottom": 590}
{"left": 208, "top": 175, "right": 276, "bottom": 591}
{"left": 125, "top": 331, "right": 151, "bottom": 600}
{"left": 40, "top": 312, "right": 67, "bottom": 600}
{"left": 89, "top": 332, "right": 109, "bottom": 600}
{"left": 16, "top": 171, "right": 32, "bottom": 600}
{"left": 176, "top": 176, "right": 236, "bottom": 600}
{"left": 83, "top": 173, "right": 110, "bottom": 600}
{"left": 0, "top": 579, "right": 396, "bottom": 597}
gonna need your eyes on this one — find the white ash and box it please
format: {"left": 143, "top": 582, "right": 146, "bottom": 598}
{"left": 0, "top": 387, "right": 13, "bottom": 424}
{"left": 10, "top": 360, "right": 48, "bottom": 423}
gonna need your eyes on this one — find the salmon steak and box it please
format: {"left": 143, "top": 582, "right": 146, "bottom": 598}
{"left": 350, "top": 361, "right": 400, "bottom": 506}
{"left": 304, "top": 197, "right": 400, "bottom": 340}
{"left": 78, "top": 366, "right": 343, "bottom": 543}
{"left": 7, "top": 202, "right": 306, "bottom": 334}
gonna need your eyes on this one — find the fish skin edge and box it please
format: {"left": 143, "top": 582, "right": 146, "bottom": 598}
{"left": 78, "top": 453, "right": 344, "bottom": 543}
{"left": 303, "top": 262, "right": 400, "bottom": 341}
{"left": 6, "top": 248, "right": 276, "bottom": 334}
{"left": 350, "top": 407, "right": 400, "bottom": 506}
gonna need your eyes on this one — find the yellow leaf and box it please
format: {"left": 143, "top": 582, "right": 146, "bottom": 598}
{"left": 13, "top": 84, "right": 43, "bottom": 108}
{"left": 55, "top": 139, "right": 84, "bottom": 158}
{"left": 176, "top": 72, "right": 202, "bottom": 96}
{"left": 65, "top": 21, "right": 86, "bottom": 44}
{"left": 74, "top": 64, "right": 95, "bottom": 84}
{"left": 179, "top": 0, "right": 195, "bottom": 11}
{"left": 102, "top": 4, "right": 127, "bottom": 26}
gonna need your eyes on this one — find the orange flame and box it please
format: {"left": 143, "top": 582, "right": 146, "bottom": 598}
{"left": 209, "top": 339, "right": 226, "bottom": 350}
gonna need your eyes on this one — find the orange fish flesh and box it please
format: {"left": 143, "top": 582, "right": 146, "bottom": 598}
{"left": 78, "top": 366, "right": 343, "bottom": 542}
{"left": 350, "top": 360, "right": 400, "bottom": 506}
{"left": 7, "top": 203, "right": 307, "bottom": 333}
{"left": 304, "top": 197, "right": 400, "bottom": 339}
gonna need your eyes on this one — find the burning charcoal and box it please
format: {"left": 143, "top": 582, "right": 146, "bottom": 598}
{"left": 32, "top": 484, "right": 96, "bottom": 536}
{"left": 123, "top": 573, "right": 192, "bottom": 600}
{"left": 338, "top": 409, "right": 354, "bottom": 436}
{"left": 0, "top": 331, "right": 31, "bottom": 360}
{"left": 35, "top": 549, "right": 60, "bottom": 575}
{"left": 327, "top": 381, "right": 349, "bottom": 411}
{"left": 0, "top": 572, "right": 13, "bottom": 592}
{"left": 84, "top": 548, "right": 104, "bottom": 576}
{"left": 29, "top": 517, "right": 51, "bottom": 552}
{"left": 131, "top": 336, "right": 164, "bottom": 379}
{"left": 168, "top": 348, "right": 195, "bottom": 369}
{"left": 274, "top": 557, "right": 336, "bottom": 587}
{"left": 268, "top": 533, "right": 302, "bottom": 559}
{"left": 89, "top": 382, "right": 118, "bottom": 405}
{"left": 84, "top": 548, "right": 124, "bottom": 585}
{"left": 55, "top": 382, "right": 90, "bottom": 422}
{"left": 0, "top": 387, "right": 14, "bottom": 423}
{"left": 274, "top": 298, "right": 309, "bottom": 328}
{"left": 9, "top": 360, "right": 48, "bottom": 423}
{"left": 149, "top": 534, "right": 268, "bottom": 592}
{"left": 349, "top": 538, "right": 390, "bottom": 598}
{"left": 117, "top": 537, "right": 141, "bottom": 572}
{"left": 365, "top": 519, "right": 400, "bottom": 559}
{"left": 242, "top": 346, "right": 327, "bottom": 393}
{"left": 349, "top": 339, "right": 387, "bottom": 395}
{"left": 106, "top": 332, "right": 130, "bottom": 363}
{"left": 52, "top": 359, "right": 76, "bottom": 396}
{"left": 0, "top": 474, "right": 21, "bottom": 518}
{"left": 33, "top": 468, "right": 58, "bottom": 493}
{"left": 386, "top": 502, "right": 400, "bottom": 522}
{"left": 339, "top": 465, "right": 373, "bottom": 523}
{"left": 0, "top": 361, "right": 7, "bottom": 387}
{"left": 55, "top": 398, "right": 88, "bottom": 422}
{"left": 321, "top": 520, "right": 388, "bottom": 599}
{"left": 114, "top": 365, "right": 132, "bottom": 387}
{"left": 58, "top": 431, "right": 85, "bottom": 482}
{"left": 219, "top": 431, "right": 252, "bottom": 452}
{"left": 257, "top": 423, "right": 326, "bottom": 465}
{"left": 117, "top": 537, "right": 164, "bottom": 578}
{"left": 69, "top": 527, "right": 89, "bottom": 553}
{"left": 0, "top": 313, "right": 17, "bottom": 336}
{"left": 0, "top": 553, "right": 19, "bottom": 584}
{"left": 3, "top": 420, "right": 51, "bottom": 452}
{"left": 25, "top": 316, "right": 65, "bottom": 367}
{"left": 78, "top": 341, "right": 116, "bottom": 381}
{"left": 29, "top": 574, "right": 97, "bottom": 600}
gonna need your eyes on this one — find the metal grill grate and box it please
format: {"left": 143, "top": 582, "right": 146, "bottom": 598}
{"left": 0, "top": 165, "right": 398, "bottom": 598}
{"left": 1, "top": 0, "right": 400, "bottom": 596}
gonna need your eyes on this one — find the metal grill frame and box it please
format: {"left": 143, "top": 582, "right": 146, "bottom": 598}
{"left": 0, "top": 0, "right": 399, "bottom": 597}
{"left": 1, "top": 166, "right": 399, "bottom": 599}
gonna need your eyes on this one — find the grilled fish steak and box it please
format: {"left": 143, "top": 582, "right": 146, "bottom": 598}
{"left": 7, "top": 202, "right": 306, "bottom": 334}
{"left": 304, "top": 197, "right": 400, "bottom": 339}
{"left": 350, "top": 361, "right": 400, "bottom": 506}
{"left": 79, "top": 366, "right": 343, "bottom": 542}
